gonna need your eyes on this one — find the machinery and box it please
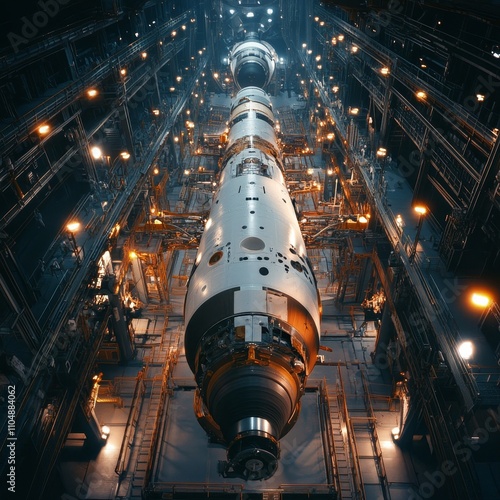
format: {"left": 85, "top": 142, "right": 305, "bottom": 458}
{"left": 229, "top": 36, "right": 278, "bottom": 89}
{"left": 184, "top": 38, "right": 321, "bottom": 480}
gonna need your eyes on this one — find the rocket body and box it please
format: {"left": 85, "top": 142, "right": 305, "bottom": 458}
{"left": 184, "top": 43, "right": 321, "bottom": 481}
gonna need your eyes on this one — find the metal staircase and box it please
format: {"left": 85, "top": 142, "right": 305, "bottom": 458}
{"left": 117, "top": 342, "right": 178, "bottom": 499}
{"left": 349, "top": 370, "right": 391, "bottom": 500}
{"left": 328, "top": 382, "right": 355, "bottom": 499}
{"left": 320, "top": 374, "right": 358, "bottom": 500}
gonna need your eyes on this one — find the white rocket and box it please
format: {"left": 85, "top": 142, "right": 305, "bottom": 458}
{"left": 184, "top": 38, "right": 321, "bottom": 480}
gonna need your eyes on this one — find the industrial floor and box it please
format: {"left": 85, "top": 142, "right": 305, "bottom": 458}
{"left": 49, "top": 91, "right": 500, "bottom": 499}
{"left": 57, "top": 306, "right": 420, "bottom": 499}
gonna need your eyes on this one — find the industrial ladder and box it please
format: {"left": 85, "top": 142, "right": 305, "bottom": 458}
{"left": 338, "top": 364, "right": 391, "bottom": 500}
{"left": 327, "top": 380, "right": 356, "bottom": 499}
{"left": 129, "top": 346, "right": 174, "bottom": 498}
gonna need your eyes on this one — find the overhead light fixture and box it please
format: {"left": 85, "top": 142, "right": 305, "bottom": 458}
{"left": 101, "top": 425, "right": 111, "bottom": 440}
{"left": 246, "top": 12, "right": 254, "bottom": 18}
{"left": 91, "top": 146, "right": 102, "bottom": 159}
{"left": 458, "top": 341, "right": 474, "bottom": 360}
{"left": 492, "top": 45, "right": 500, "bottom": 58}
{"left": 38, "top": 124, "right": 50, "bottom": 135}
{"left": 67, "top": 221, "right": 81, "bottom": 233}
{"left": 470, "top": 292, "right": 491, "bottom": 308}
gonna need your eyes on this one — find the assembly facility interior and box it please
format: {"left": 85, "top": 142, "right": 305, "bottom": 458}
{"left": 1, "top": 0, "right": 500, "bottom": 498}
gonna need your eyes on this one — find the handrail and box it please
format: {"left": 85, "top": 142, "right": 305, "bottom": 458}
{"left": 319, "top": 379, "right": 341, "bottom": 489}
{"left": 337, "top": 366, "right": 366, "bottom": 499}
{"left": 352, "top": 151, "right": 480, "bottom": 412}
{"left": 315, "top": 5, "right": 495, "bottom": 146}
{"left": 0, "top": 11, "right": 194, "bottom": 153}
{"left": 144, "top": 347, "right": 178, "bottom": 486}
{"left": 360, "top": 370, "right": 391, "bottom": 500}
{"left": 115, "top": 370, "right": 146, "bottom": 476}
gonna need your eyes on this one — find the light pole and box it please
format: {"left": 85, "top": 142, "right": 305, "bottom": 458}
{"left": 376, "top": 147, "right": 387, "bottom": 162}
{"left": 112, "top": 151, "right": 130, "bottom": 169}
{"left": 92, "top": 147, "right": 130, "bottom": 187}
{"left": 66, "top": 221, "right": 82, "bottom": 265}
{"left": 376, "top": 147, "right": 387, "bottom": 194}
{"left": 91, "top": 146, "right": 102, "bottom": 161}
{"left": 111, "top": 151, "right": 130, "bottom": 187}
{"left": 409, "top": 205, "right": 427, "bottom": 263}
